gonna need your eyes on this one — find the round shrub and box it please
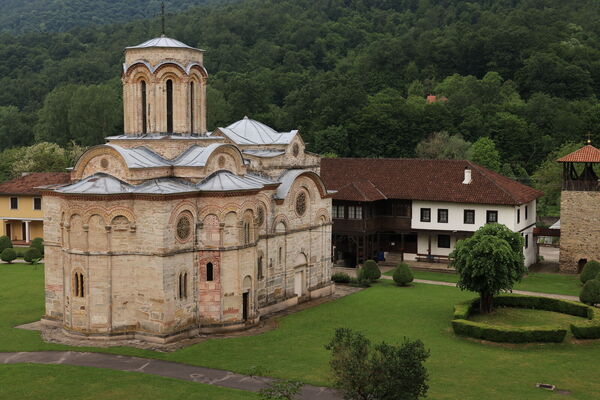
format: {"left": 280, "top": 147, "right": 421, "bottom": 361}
{"left": 1, "top": 248, "right": 17, "bottom": 263}
{"left": 580, "top": 260, "right": 600, "bottom": 284}
{"left": 580, "top": 279, "right": 600, "bottom": 305}
{"left": 23, "top": 248, "right": 42, "bottom": 264}
{"left": 0, "top": 235, "right": 13, "bottom": 252}
{"left": 362, "top": 260, "right": 381, "bottom": 281}
{"left": 331, "top": 272, "right": 351, "bottom": 284}
{"left": 393, "top": 263, "right": 414, "bottom": 286}
{"left": 30, "top": 237, "right": 44, "bottom": 256}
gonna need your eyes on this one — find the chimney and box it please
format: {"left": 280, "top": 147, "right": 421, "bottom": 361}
{"left": 462, "top": 167, "right": 472, "bottom": 184}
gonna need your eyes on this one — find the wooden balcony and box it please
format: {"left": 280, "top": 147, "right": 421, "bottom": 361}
{"left": 562, "top": 179, "right": 600, "bottom": 192}
{"left": 332, "top": 215, "right": 411, "bottom": 234}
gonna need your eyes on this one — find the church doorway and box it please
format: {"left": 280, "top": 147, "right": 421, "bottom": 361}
{"left": 242, "top": 292, "right": 249, "bottom": 321}
{"left": 294, "top": 270, "right": 304, "bottom": 297}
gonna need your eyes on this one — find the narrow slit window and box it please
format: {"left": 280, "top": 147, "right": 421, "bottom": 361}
{"left": 184, "top": 273, "right": 188, "bottom": 298}
{"left": 141, "top": 80, "right": 147, "bottom": 134}
{"left": 166, "top": 79, "right": 173, "bottom": 132}
{"left": 206, "top": 262, "right": 214, "bottom": 282}
{"left": 189, "top": 81, "right": 194, "bottom": 133}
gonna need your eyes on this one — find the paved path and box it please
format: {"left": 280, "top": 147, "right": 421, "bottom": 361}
{"left": 380, "top": 275, "right": 580, "bottom": 301}
{"left": 0, "top": 351, "right": 342, "bottom": 400}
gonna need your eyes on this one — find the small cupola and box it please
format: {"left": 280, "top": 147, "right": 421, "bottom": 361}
{"left": 462, "top": 166, "right": 472, "bottom": 184}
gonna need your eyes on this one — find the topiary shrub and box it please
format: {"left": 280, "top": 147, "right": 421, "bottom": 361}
{"left": 30, "top": 237, "right": 44, "bottom": 256}
{"left": 23, "top": 248, "right": 42, "bottom": 264}
{"left": 580, "top": 279, "right": 600, "bottom": 305}
{"left": 580, "top": 260, "right": 600, "bottom": 284}
{"left": 331, "top": 272, "right": 351, "bottom": 284}
{"left": 0, "top": 235, "right": 12, "bottom": 253}
{"left": 361, "top": 260, "right": 381, "bottom": 282}
{"left": 393, "top": 262, "right": 414, "bottom": 286}
{"left": 1, "top": 248, "right": 17, "bottom": 263}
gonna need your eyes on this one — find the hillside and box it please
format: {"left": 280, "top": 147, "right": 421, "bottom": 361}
{"left": 0, "top": 0, "right": 232, "bottom": 34}
{"left": 0, "top": 0, "right": 600, "bottom": 216}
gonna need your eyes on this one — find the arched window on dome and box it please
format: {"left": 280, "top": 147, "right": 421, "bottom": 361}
{"left": 141, "top": 80, "right": 147, "bottom": 134}
{"left": 166, "top": 79, "right": 173, "bottom": 132}
{"left": 189, "top": 81, "right": 195, "bottom": 133}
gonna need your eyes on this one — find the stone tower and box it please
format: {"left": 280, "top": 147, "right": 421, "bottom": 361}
{"left": 558, "top": 143, "right": 600, "bottom": 272}
{"left": 122, "top": 36, "right": 208, "bottom": 136}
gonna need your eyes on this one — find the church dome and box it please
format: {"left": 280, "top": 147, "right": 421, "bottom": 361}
{"left": 220, "top": 116, "right": 296, "bottom": 145}
{"left": 126, "top": 35, "right": 203, "bottom": 51}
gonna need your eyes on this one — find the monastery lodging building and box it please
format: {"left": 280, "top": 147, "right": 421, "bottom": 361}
{"left": 40, "top": 36, "right": 334, "bottom": 343}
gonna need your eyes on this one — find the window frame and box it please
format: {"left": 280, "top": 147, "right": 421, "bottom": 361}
{"left": 420, "top": 208, "right": 431, "bottom": 222}
{"left": 206, "top": 262, "right": 214, "bottom": 282}
{"left": 33, "top": 197, "right": 42, "bottom": 210}
{"left": 486, "top": 210, "right": 498, "bottom": 224}
{"left": 437, "top": 209, "right": 449, "bottom": 223}
{"left": 348, "top": 205, "right": 363, "bottom": 220}
{"left": 464, "top": 209, "right": 475, "bottom": 224}
{"left": 517, "top": 208, "right": 520, "bottom": 224}
{"left": 437, "top": 234, "right": 451, "bottom": 249}
{"left": 10, "top": 197, "right": 18, "bottom": 210}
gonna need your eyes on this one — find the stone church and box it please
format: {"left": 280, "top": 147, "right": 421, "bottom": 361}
{"left": 41, "top": 36, "right": 334, "bottom": 343}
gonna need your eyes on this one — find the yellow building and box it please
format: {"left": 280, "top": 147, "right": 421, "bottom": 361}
{"left": 0, "top": 172, "right": 70, "bottom": 245}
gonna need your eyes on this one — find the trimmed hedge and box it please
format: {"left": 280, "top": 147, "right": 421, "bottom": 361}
{"left": 362, "top": 260, "right": 381, "bottom": 281}
{"left": 581, "top": 260, "right": 600, "bottom": 284}
{"left": 452, "top": 319, "right": 567, "bottom": 343}
{"left": 331, "top": 272, "right": 351, "bottom": 284}
{"left": 452, "top": 294, "right": 600, "bottom": 342}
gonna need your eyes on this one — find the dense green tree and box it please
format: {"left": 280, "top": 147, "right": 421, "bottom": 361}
{"left": 450, "top": 223, "right": 526, "bottom": 314}
{"left": 325, "top": 328, "right": 430, "bottom": 400}
{"left": 10, "top": 142, "right": 71, "bottom": 178}
{"left": 467, "top": 137, "right": 501, "bottom": 172}
{"left": 415, "top": 131, "right": 471, "bottom": 160}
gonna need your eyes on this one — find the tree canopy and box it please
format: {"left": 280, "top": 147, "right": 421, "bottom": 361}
{"left": 0, "top": 0, "right": 598, "bottom": 215}
{"left": 450, "top": 223, "right": 526, "bottom": 313}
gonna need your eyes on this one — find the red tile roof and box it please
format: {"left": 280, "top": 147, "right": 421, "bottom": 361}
{"left": 556, "top": 145, "right": 600, "bottom": 163}
{"left": 0, "top": 172, "right": 71, "bottom": 195}
{"left": 320, "top": 158, "right": 543, "bottom": 206}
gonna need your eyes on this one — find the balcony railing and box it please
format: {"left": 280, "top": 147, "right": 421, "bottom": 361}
{"left": 562, "top": 179, "right": 600, "bottom": 192}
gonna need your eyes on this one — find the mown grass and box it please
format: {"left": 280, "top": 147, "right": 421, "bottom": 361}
{"left": 383, "top": 267, "right": 581, "bottom": 296}
{"left": 469, "top": 307, "right": 585, "bottom": 329}
{"left": 2, "top": 263, "right": 600, "bottom": 399}
{"left": 0, "top": 364, "right": 259, "bottom": 400}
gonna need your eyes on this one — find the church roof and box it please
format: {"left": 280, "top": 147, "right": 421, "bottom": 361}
{"left": 55, "top": 171, "right": 277, "bottom": 195}
{"left": 125, "top": 36, "right": 203, "bottom": 51}
{"left": 321, "top": 158, "right": 543, "bottom": 205}
{"left": 242, "top": 149, "right": 286, "bottom": 158}
{"left": 197, "top": 171, "right": 275, "bottom": 192}
{"left": 107, "top": 144, "right": 171, "bottom": 168}
{"left": 556, "top": 144, "right": 600, "bottom": 163}
{"left": 217, "top": 117, "right": 297, "bottom": 145}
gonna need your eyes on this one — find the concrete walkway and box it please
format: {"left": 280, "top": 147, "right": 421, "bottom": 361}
{"left": 0, "top": 351, "right": 342, "bottom": 399}
{"left": 380, "top": 276, "right": 579, "bottom": 301}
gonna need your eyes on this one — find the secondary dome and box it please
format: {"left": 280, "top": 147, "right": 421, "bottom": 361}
{"left": 125, "top": 35, "right": 202, "bottom": 51}
{"left": 219, "top": 116, "right": 296, "bottom": 145}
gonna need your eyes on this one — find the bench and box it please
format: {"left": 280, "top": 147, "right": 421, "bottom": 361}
{"left": 415, "top": 254, "right": 450, "bottom": 263}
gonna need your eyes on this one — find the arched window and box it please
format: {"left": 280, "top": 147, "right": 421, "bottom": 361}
{"left": 257, "top": 256, "right": 263, "bottom": 280}
{"left": 73, "top": 271, "right": 84, "bottom": 298}
{"left": 166, "top": 79, "right": 173, "bottom": 132}
{"left": 243, "top": 221, "right": 251, "bottom": 245}
{"left": 178, "top": 272, "right": 188, "bottom": 299}
{"left": 189, "top": 81, "right": 195, "bottom": 133}
{"left": 206, "top": 262, "right": 214, "bottom": 281}
{"left": 141, "top": 80, "right": 147, "bottom": 134}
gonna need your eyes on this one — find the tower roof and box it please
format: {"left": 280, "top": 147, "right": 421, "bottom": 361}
{"left": 125, "top": 36, "right": 203, "bottom": 51}
{"left": 557, "top": 145, "right": 600, "bottom": 163}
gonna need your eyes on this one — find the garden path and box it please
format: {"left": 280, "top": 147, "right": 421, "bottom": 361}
{"left": 0, "top": 351, "right": 342, "bottom": 400}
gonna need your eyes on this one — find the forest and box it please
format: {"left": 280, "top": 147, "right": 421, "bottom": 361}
{"left": 1, "top": 0, "right": 600, "bottom": 216}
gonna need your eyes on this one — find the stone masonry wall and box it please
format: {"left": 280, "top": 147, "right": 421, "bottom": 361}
{"left": 559, "top": 190, "right": 600, "bottom": 272}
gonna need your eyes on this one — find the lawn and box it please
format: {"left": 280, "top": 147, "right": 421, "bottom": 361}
{"left": 469, "top": 307, "right": 585, "bottom": 329}
{"left": 0, "top": 364, "right": 259, "bottom": 400}
{"left": 383, "top": 267, "right": 581, "bottom": 296}
{"left": 2, "top": 263, "right": 600, "bottom": 399}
